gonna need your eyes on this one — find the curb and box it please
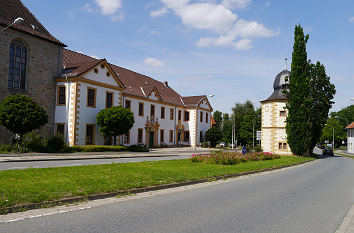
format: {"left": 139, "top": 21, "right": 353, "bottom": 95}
{"left": 0, "top": 159, "right": 313, "bottom": 215}
{"left": 0, "top": 154, "right": 187, "bottom": 163}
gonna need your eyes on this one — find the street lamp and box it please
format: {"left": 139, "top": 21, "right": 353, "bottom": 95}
{"left": 0, "top": 17, "right": 24, "bottom": 34}
{"left": 350, "top": 98, "right": 354, "bottom": 101}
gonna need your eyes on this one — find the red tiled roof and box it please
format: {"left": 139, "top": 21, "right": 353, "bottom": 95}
{"left": 0, "top": 0, "right": 66, "bottom": 46}
{"left": 62, "top": 49, "right": 209, "bottom": 108}
{"left": 346, "top": 122, "right": 354, "bottom": 129}
{"left": 210, "top": 116, "right": 216, "bottom": 127}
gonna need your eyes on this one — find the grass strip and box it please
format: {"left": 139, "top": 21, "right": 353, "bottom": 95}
{"left": 0, "top": 156, "right": 313, "bottom": 213}
{"left": 335, "top": 152, "right": 354, "bottom": 159}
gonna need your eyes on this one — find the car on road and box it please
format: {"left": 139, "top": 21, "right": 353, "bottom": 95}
{"left": 322, "top": 147, "right": 334, "bottom": 156}
{"left": 219, "top": 142, "right": 227, "bottom": 147}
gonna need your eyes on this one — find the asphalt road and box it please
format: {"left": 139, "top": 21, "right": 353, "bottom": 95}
{"left": 0, "top": 155, "right": 191, "bottom": 170}
{"left": 1, "top": 155, "right": 354, "bottom": 233}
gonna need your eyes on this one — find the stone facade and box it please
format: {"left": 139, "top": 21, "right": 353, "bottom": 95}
{"left": 0, "top": 26, "right": 63, "bottom": 143}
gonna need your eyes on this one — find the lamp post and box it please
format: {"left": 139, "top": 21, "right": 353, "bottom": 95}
{"left": 0, "top": 17, "right": 24, "bottom": 34}
{"left": 194, "top": 94, "right": 215, "bottom": 152}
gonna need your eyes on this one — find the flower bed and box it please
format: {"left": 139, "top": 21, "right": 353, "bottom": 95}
{"left": 191, "top": 150, "right": 280, "bottom": 165}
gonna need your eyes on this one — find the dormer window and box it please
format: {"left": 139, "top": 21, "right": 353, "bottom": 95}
{"left": 8, "top": 41, "right": 27, "bottom": 90}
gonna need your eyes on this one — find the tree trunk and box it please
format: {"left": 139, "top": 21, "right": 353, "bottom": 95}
{"left": 113, "top": 136, "right": 117, "bottom": 146}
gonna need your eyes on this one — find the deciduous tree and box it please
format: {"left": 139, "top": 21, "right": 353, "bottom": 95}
{"left": 96, "top": 106, "right": 134, "bottom": 146}
{"left": 0, "top": 95, "right": 48, "bottom": 143}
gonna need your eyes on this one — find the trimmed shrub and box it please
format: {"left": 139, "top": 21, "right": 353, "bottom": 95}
{"left": 45, "top": 135, "right": 66, "bottom": 153}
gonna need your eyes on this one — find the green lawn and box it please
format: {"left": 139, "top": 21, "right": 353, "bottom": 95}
{"left": 0, "top": 156, "right": 313, "bottom": 211}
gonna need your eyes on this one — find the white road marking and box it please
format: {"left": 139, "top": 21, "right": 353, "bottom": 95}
{"left": 9, "top": 167, "right": 26, "bottom": 170}
{"left": 0, "top": 160, "right": 316, "bottom": 224}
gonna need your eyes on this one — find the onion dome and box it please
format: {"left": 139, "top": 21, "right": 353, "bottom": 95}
{"left": 262, "top": 69, "right": 290, "bottom": 102}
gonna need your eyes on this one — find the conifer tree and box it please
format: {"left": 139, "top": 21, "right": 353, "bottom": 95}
{"left": 285, "top": 25, "right": 312, "bottom": 155}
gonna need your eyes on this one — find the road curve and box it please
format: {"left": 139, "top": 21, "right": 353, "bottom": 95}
{"left": 1, "top": 155, "right": 354, "bottom": 233}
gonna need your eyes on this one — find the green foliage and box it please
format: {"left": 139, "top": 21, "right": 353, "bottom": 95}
{"left": 22, "top": 132, "right": 45, "bottom": 152}
{"left": 96, "top": 106, "right": 134, "bottom": 145}
{"left": 191, "top": 151, "right": 280, "bottom": 165}
{"left": 205, "top": 127, "right": 222, "bottom": 147}
{"left": 255, "top": 145, "right": 263, "bottom": 152}
{"left": 213, "top": 111, "right": 223, "bottom": 129}
{"left": 320, "top": 118, "right": 346, "bottom": 148}
{"left": 0, "top": 95, "right": 48, "bottom": 137}
{"left": 285, "top": 25, "right": 335, "bottom": 155}
{"left": 231, "top": 101, "right": 261, "bottom": 146}
{"left": 201, "top": 142, "right": 209, "bottom": 148}
{"left": 331, "top": 105, "right": 354, "bottom": 127}
{"left": 0, "top": 144, "right": 13, "bottom": 153}
{"left": 307, "top": 62, "right": 336, "bottom": 153}
{"left": 45, "top": 135, "right": 66, "bottom": 153}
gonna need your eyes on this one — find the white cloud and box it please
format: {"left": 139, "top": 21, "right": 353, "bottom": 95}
{"left": 150, "top": 8, "right": 168, "bottom": 17}
{"left": 264, "top": 1, "right": 271, "bottom": 7}
{"left": 111, "top": 13, "right": 125, "bottom": 21}
{"left": 83, "top": 4, "right": 93, "bottom": 13}
{"left": 349, "top": 17, "right": 354, "bottom": 22}
{"left": 221, "top": 0, "right": 251, "bottom": 9}
{"left": 159, "top": 0, "right": 278, "bottom": 50}
{"left": 150, "top": 30, "right": 160, "bottom": 35}
{"left": 95, "top": 0, "right": 122, "bottom": 15}
{"left": 144, "top": 57, "right": 165, "bottom": 67}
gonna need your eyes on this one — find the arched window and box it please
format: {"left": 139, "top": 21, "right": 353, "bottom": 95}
{"left": 8, "top": 41, "right": 27, "bottom": 90}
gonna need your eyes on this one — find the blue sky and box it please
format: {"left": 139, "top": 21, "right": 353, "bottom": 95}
{"left": 23, "top": 0, "right": 354, "bottom": 114}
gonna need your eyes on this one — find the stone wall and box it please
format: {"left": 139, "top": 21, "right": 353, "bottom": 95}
{"left": 0, "top": 26, "right": 63, "bottom": 143}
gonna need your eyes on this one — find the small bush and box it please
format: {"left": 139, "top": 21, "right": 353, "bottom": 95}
{"left": 22, "top": 132, "right": 45, "bottom": 152}
{"left": 255, "top": 146, "right": 263, "bottom": 152}
{"left": 63, "top": 145, "right": 148, "bottom": 153}
{"left": 201, "top": 142, "right": 209, "bottom": 148}
{"left": 0, "top": 144, "right": 13, "bottom": 153}
{"left": 191, "top": 150, "right": 280, "bottom": 165}
{"left": 45, "top": 135, "right": 66, "bottom": 152}
{"left": 128, "top": 145, "right": 149, "bottom": 152}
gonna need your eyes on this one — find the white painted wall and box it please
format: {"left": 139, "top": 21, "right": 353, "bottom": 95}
{"left": 348, "top": 129, "right": 354, "bottom": 153}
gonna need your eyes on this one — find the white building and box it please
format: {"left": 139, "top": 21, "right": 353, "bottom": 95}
{"left": 55, "top": 49, "right": 213, "bottom": 147}
{"left": 261, "top": 69, "right": 293, "bottom": 155}
{"left": 346, "top": 123, "right": 354, "bottom": 153}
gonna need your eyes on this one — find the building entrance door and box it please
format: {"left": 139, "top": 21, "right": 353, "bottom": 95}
{"left": 149, "top": 131, "right": 154, "bottom": 147}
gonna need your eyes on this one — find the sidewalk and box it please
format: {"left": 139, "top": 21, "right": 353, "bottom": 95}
{"left": 0, "top": 147, "right": 213, "bottom": 163}
{"left": 336, "top": 204, "right": 354, "bottom": 233}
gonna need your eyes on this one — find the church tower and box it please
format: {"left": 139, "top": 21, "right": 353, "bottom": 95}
{"left": 260, "top": 68, "right": 293, "bottom": 155}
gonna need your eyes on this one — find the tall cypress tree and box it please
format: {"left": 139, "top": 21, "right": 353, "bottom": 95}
{"left": 285, "top": 25, "right": 312, "bottom": 155}
{"left": 285, "top": 25, "right": 336, "bottom": 155}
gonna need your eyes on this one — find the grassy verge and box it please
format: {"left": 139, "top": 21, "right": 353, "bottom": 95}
{"left": 335, "top": 152, "right": 354, "bottom": 159}
{"left": 0, "top": 156, "right": 313, "bottom": 212}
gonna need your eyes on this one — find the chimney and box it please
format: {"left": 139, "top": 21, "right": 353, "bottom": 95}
{"left": 164, "top": 81, "right": 169, "bottom": 87}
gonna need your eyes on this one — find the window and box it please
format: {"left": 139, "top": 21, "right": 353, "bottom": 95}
{"left": 138, "top": 128, "right": 143, "bottom": 144}
{"left": 151, "top": 105, "right": 155, "bottom": 117}
{"left": 160, "top": 129, "right": 164, "bottom": 143}
{"left": 125, "top": 100, "right": 131, "bottom": 109}
{"left": 200, "top": 111, "right": 203, "bottom": 122}
{"left": 124, "top": 131, "right": 130, "bottom": 144}
{"left": 184, "top": 111, "right": 190, "bottom": 121}
{"left": 8, "top": 41, "right": 27, "bottom": 90}
{"left": 170, "top": 109, "right": 174, "bottom": 120}
{"left": 279, "top": 142, "right": 287, "bottom": 150}
{"left": 200, "top": 131, "right": 204, "bottom": 143}
{"left": 184, "top": 131, "right": 190, "bottom": 142}
{"left": 57, "top": 86, "right": 66, "bottom": 105}
{"left": 169, "top": 130, "right": 173, "bottom": 143}
{"left": 161, "top": 107, "right": 165, "bottom": 119}
{"left": 178, "top": 110, "right": 182, "bottom": 121}
{"left": 85, "top": 125, "right": 95, "bottom": 145}
{"left": 56, "top": 124, "right": 65, "bottom": 137}
{"left": 206, "top": 112, "right": 208, "bottom": 123}
{"left": 280, "top": 111, "right": 287, "bottom": 117}
{"left": 87, "top": 87, "right": 96, "bottom": 107}
{"left": 138, "top": 103, "right": 144, "bottom": 116}
{"left": 106, "top": 92, "right": 113, "bottom": 108}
